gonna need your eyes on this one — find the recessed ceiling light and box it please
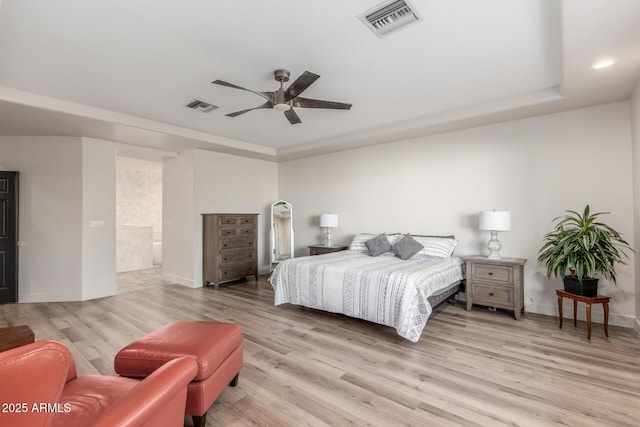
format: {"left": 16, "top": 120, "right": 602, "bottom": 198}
{"left": 591, "top": 59, "right": 616, "bottom": 70}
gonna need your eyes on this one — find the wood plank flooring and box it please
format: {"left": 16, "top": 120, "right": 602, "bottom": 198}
{"left": 2, "top": 270, "right": 639, "bottom": 426}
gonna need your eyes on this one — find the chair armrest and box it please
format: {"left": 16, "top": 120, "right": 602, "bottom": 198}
{"left": 0, "top": 340, "right": 73, "bottom": 427}
{"left": 93, "top": 356, "right": 198, "bottom": 427}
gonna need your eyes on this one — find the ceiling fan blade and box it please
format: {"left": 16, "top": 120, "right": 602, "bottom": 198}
{"left": 226, "top": 101, "right": 273, "bottom": 118}
{"left": 284, "top": 71, "right": 320, "bottom": 101}
{"left": 293, "top": 97, "right": 352, "bottom": 110}
{"left": 284, "top": 108, "right": 302, "bottom": 125}
{"left": 212, "top": 80, "right": 273, "bottom": 103}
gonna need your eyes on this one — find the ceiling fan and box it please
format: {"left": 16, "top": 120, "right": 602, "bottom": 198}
{"left": 212, "top": 69, "right": 352, "bottom": 125}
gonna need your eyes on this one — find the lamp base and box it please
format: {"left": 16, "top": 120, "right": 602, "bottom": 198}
{"left": 325, "top": 228, "right": 333, "bottom": 247}
{"left": 487, "top": 230, "right": 502, "bottom": 260}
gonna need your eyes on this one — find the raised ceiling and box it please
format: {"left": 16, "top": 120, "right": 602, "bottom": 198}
{"left": 0, "top": 0, "right": 639, "bottom": 161}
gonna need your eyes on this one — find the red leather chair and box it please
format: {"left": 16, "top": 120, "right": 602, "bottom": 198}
{"left": 0, "top": 340, "right": 198, "bottom": 427}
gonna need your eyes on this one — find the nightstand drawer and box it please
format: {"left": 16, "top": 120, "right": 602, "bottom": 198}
{"left": 463, "top": 256, "right": 526, "bottom": 320}
{"left": 471, "top": 264, "right": 513, "bottom": 285}
{"left": 308, "top": 245, "right": 348, "bottom": 256}
{"left": 473, "top": 284, "right": 513, "bottom": 306}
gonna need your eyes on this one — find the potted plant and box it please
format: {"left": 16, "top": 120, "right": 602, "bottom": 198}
{"left": 537, "top": 205, "right": 633, "bottom": 297}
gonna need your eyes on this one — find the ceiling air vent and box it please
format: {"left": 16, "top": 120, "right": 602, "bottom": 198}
{"left": 185, "top": 99, "right": 217, "bottom": 113}
{"left": 359, "top": 0, "right": 421, "bottom": 38}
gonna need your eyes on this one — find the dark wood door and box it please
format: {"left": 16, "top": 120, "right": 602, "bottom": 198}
{"left": 0, "top": 171, "right": 19, "bottom": 303}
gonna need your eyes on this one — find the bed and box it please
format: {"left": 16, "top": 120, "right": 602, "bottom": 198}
{"left": 269, "top": 233, "right": 465, "bottom": 342}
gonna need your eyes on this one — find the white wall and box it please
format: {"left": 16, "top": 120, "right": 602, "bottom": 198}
{"left": 193, "top": 149, "right": 278, "bottom": 286}
{"left": 0, "top": 136, "right": 83, "bottom": 301}
{"left": 0, "top": 136, "right": 117, "bottom": 302}
{"left": 279, "top": 102, "right": 636, "bottom": 327}
{"left": 631, "top": 79, "right": 640, "bottom": 335}
{"left": 162, "top": 150, "right": 195, "bottom": 286}
{"left": 162, "top": 149, "right": 278, "bottom": 287}
{"left": 81, "top": 138, "right": 117, "bottom": 300}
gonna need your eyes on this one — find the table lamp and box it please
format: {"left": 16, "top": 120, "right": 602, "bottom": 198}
{"left": 479, "top": 210, "right": 511, "bottom": 259}
{"left": 319, "top": 213, "right": 338, "bottom": 247}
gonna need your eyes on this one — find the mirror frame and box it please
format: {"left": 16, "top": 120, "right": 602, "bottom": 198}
{"left": 270, "top": 200, "right": 294, "bottom": 270}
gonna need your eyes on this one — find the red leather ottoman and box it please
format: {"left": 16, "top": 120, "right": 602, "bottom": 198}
{"left": 114, "top": 321, "right": 243, "bottom": 427}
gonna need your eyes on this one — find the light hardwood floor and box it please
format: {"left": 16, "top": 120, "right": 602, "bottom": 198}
{"left": 2, "top": 272, "right": 639, "bottom": 427}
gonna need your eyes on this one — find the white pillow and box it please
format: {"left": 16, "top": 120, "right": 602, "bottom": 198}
{"left": 410, "top": 236, "right": 458, "bottom": 258}
{"left": 348, "top": 233, "right": 402, "bottom": 253}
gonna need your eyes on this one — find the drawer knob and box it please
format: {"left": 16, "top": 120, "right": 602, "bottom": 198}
{"left": 488, "top": 272, "right": 493, "bottom": 276}
{"left": 489, "top": 292, "right": 494, "bottom": 296}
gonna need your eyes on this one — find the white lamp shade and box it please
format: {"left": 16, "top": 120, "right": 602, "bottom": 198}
{"left": 479, "top": 211, "right": 511, "bottom": 231}
{"left": 319, "top": 213, "right": 339, "bottom": 228}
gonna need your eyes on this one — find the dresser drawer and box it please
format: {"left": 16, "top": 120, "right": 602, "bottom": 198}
{"left": 219, "top": 248, "right": 255, "bottom": 265}
{"left": 219, "top": 264, "right": 257, "bottom": 282}
{"left": 471, "top": 264, "right": 513, "bottom": 285}
{"left": 472, "top": 284, "right": 513, "bottom": 307}
{"left": 217, "top": 215, "right": 257, "bottom": 226}
{"left": 219, "top": 237, "right": 255, "bottom": 250}
{"left": 239, "top": 216, "right": 256, "bottom": 226}
{"left": 218, "top": 226, "right": 256, "bottom": 237}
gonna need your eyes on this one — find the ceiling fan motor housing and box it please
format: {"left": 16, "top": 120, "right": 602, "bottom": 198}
{"left": 273, "top": 69, "right": 290, "bottom": 83}
{"left": 273, "top": 90, "right": 288, "bottom": 106}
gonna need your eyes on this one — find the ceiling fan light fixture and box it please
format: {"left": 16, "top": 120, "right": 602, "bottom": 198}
{"left": 273, "top": 103, "right": 291, "bottom": 111}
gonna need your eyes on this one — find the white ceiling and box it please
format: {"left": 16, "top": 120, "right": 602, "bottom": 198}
{"left": 0, "top": 0, "right": 639, "bottom": 161}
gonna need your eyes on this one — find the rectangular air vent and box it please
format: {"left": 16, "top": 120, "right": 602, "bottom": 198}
{"left": 359, "top": 0, "right": 421, "bottom": 38}
{"left": 186, "top": 99, "right": 217, "bottom": 113}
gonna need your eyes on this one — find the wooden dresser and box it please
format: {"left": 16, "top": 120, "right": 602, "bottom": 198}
{"left": 202, "top": 213, "right": 259, "bottom": 289}
{"left": 463, "top": 256, "right": 527, "bottom": 320}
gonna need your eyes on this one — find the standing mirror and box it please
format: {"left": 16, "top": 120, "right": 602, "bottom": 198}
{"left": 270, "top": 200, "right": 294, "bottom": 271}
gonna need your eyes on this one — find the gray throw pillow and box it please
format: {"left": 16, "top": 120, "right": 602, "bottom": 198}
{"left": 393, "top": 234, "right": 424, "bottom": 260}
{"left": 365, "top": 233, "right": 392, "bottom": 256}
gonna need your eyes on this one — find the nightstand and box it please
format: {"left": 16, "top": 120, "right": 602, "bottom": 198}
{"left": 308, "top": 245, "right": 348, "bottom": 256}
{"left": 0, "top": 325, "right": 34, "bottom": 352}
{"left": 464, "top": 256, "right": 527, "bottom": 320}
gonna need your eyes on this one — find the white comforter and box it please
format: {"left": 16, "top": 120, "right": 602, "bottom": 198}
{"left": 270, "top": 251, "right": 464, "bottom": 342}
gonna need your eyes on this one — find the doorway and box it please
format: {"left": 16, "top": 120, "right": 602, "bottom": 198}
{"left": 0, "top": 171, "right": 19, "bottom": 303}
{"left": 115, "top": 157, "right": 163, "bottom": 292}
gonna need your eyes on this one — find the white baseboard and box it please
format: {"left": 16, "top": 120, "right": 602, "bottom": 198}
{"left": 19, "top": 291, "right": 83, "bottom": 303}
{"left": 459, "top": 290, "right": 635, "bottom": 328}
{"left": 161, "top": 272, "right": 195, "bottom": 288}
{"left": 259, "top": 265, "right": 271, "bottom": 276}
{"left": 526, "top": 302, "right": 635, "bottom": 328}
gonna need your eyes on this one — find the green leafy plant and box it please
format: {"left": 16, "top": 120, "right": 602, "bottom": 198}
{"left": 537, "top": 205, "right": 633, "bottom": 283}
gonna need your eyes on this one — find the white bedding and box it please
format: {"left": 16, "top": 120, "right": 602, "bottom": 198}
{"left": 270, "top": 251, "right": 464, "bottom": 342}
